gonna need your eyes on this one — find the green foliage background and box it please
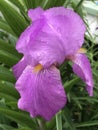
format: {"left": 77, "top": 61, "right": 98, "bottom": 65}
{"left": 0, "top": 0, "right": 98, "bottom": 130}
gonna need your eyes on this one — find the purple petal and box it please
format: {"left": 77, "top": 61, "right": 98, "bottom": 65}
{"left": 72, "top": 53, "right": 93, "bottom": 96}
{"left": 16, "top": 19, "right": 45, "bottom": 53}
{"left": 44, "top": 7, "right": 86, "bottom": 56}
{"left": 28, "top": 7, "right": 43, "bottom": 21}
{"left": 27, "top": 31, "right": 65, "bottom": 67}
{"left": 15, "top": 65, "right": 66, "bottom": 120}
{"left": 16, "top": 7, "right": 86, "bottom": 67}
{"left": 12, "top": 57, "right": 27, "bottom": 79}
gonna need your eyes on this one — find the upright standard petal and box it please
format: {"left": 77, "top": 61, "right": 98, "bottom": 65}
{"left": 15, "top": 65, "right": 66, "bottom": 120}
{"left": 28, "top": 7, "right": 44, "bottom": 21}
{"left": 12, "top": 57, "right": 27, "bottom": 79}
{"left": 72, "top": 53, "right": 93, "bottom": 96}
{"left": 16, "top": 19, "right": 45, "bottom": 54}
{"left": 28, "top": 31, "right": 65, "bottom": 67}
{"left": 44, "top": 7, "right": 86, "bottom": 56}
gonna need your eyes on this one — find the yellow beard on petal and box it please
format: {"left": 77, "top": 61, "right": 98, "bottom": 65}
{"left": 77, "top": 48, "right": 87, "bottom": 53}
{"left": 33, "top": 64, "right": 43, "bottom": 72}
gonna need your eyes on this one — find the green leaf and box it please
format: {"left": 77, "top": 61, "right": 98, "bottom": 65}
{"left": 75, "top": 120, "right": 98, "bottom": 128}
{"left": 73, "top": 97, "right": 98, "bottom": 103}
{"left": 63, "top": 107, "right": 76, "bottom": 130}
{"left": 71, "top": 93, "right": 82, "bottom": 109}
{"left": 13, "top": 127, "right": 32, "bottom": 130}
{"left": 34, "top": 0, "right": 50, "bottom": 8}
{"left": 8, "top": 0, "right": 25, "bottom": 12}
{"left": 0, "top": 107, "right": 38, "bottom": 129}
{"left": 0, "top": 39, "right": 22, "bottom": 58}
{"left": 43, "top": 0, "right": 66, "bottom": 9}
{"left": 46, "top": 117, "right": 56, "bottom": 130}
{"left": 63, "top": 0, "right": 71, "bottom": 7}
{"left": 43, "top": 0, "right": 56, "bottom": 9}
{"left": 6, "top": 101, "right": 18, "bottom": 109}
{"left": 0, "top": 40, "right": 20, "bottom": 58}
{"left": 64, "top": 77, "right": 80, "bottom": 93}
{"left": 13, "top": 127, "right": 34, "bottom": 130}
{"left": 23, "top": 0, "right": 36, "bottom": 9}
{"left": 0, "top": 19, "right": 15, "bottom": 36}
{"left": 56, "top": 111, "right": 62, "bottom": 130}
{"left": 0, "top": 50, "right": 19, "bottom": 66}
{"left": 0, "top": 0, "right": 28, "bottom": 36}
{"left": 8, "top": 0, "right": 29, "bottom": 23}
{"left": 0, "top": 82, "right": 19, "bottom": 99}
{"left": 74, "top": 0, "right": 84, "bottom": 12}
{"left": 0, "top": 124, "right": 14, "bottom": 130}
{"left": 53, "top": 0, "right": 66, "bottom": 6}
{"left": 0, "top": 92, "right": 17, "bottom": 102}
{"left": 0, "top": 66, "right": 15, "bottom": 83}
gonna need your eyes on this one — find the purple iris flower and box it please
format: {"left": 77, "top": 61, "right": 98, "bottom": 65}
{"left": 12, "top": 7, "right": 93, "bottom": 120}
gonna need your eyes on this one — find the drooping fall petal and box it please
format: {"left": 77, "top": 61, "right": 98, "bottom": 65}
{"left": 72, "top": 53, "right": 93, "bottom": 96}
{"left": 12, "top": 57, "right": 27, "bottom": 79}
{"left": 15, "top": 65, "right": 66, "bottom": 120}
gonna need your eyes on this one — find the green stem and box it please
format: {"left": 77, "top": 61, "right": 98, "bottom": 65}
{"left": 37, "top": 118, "right": 48, "bottom": 130}
{"left": 56, "top": 111, "right": 62, "bottom": 130}
{"left": 37, "top": 119, "right": 44, "bottom": 130}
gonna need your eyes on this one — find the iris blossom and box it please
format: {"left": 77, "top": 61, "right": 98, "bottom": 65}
{"left": 13, "top": 7, "right": 93, "bottom": 120}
